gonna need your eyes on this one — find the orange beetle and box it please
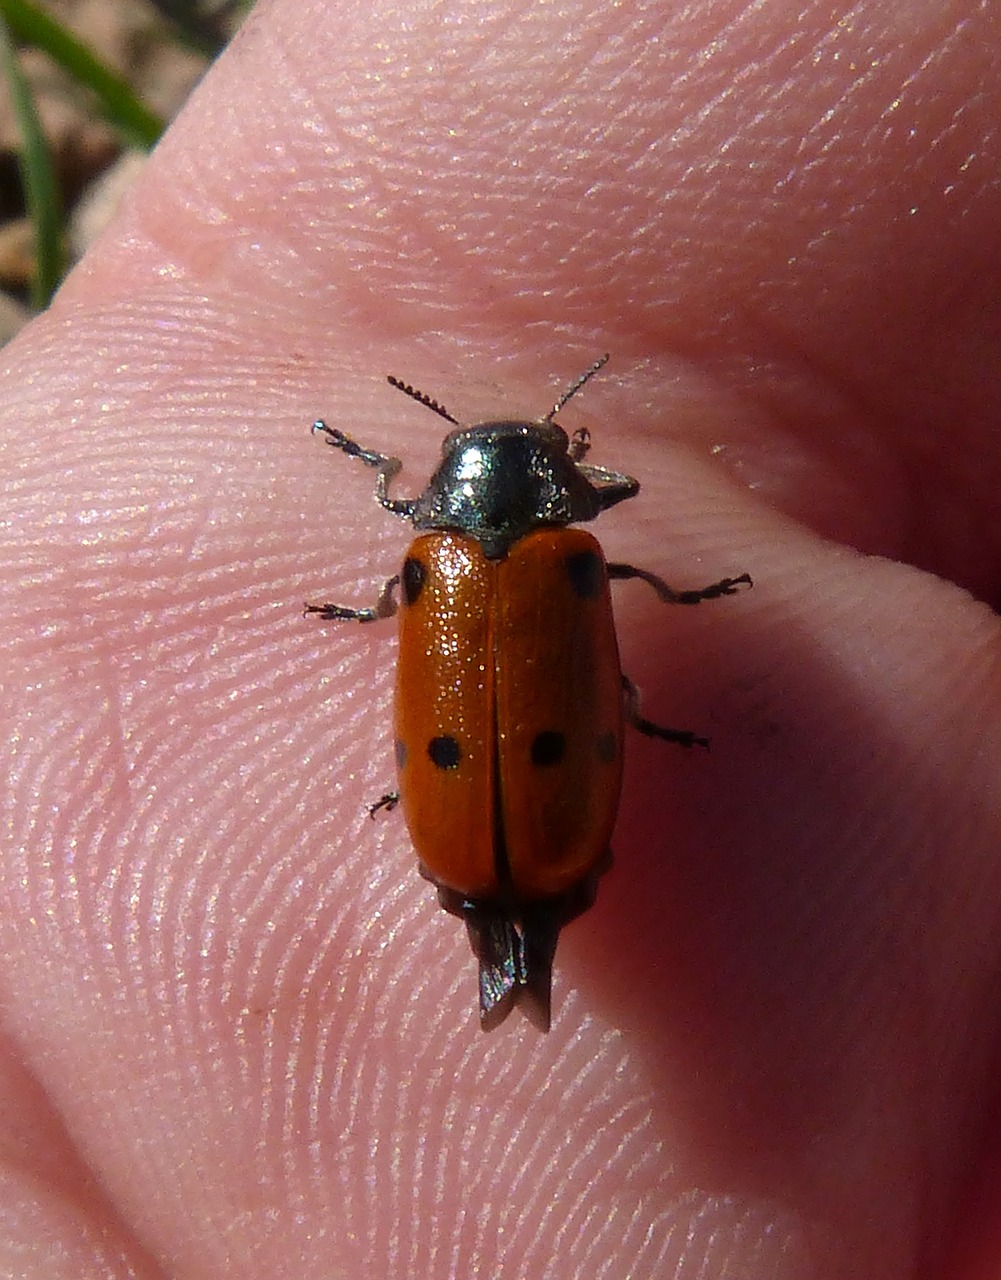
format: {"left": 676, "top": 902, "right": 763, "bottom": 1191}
{"left": 307, "top": 357, "right": 750, "bottom": 1030}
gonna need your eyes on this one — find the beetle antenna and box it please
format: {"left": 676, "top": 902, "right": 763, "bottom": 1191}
{"left": 545, "top": 353, "right": 610, "bottom": 422}
{"left": 387, "top": 375, "right": 459, "bottom": 425}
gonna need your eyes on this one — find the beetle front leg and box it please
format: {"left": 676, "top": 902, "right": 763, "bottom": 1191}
{"left": 304, "top": 573, "right": 400, "bottom": 623}
{"left": 568, "top": 427, "right": 591, "bottom": 463}
{"left": 608, "top": 564, "right": 752, "bottom": 603}
{"left": 622, "top": 675, "right": 709, "bottom": 750}
{"left": 311, "top": 420, "right": 416, "bottom": 519}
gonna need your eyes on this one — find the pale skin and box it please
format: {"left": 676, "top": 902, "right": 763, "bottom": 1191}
{"left": 1, "top": 0, "right": 1001, "bottom": 1276}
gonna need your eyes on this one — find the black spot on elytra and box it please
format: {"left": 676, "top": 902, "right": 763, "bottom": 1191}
{"left": 596, "top": 730, "right": 617, "bottom": 763}
{"left": 394, "top": 739, "right": 408, "bottom": 769}
{"left": 402, "top": 556, "right": 427, "bottom": 605}
{"left": 530, "top": 730, "right": 566, "bottom": 767}
{"left": 566, "top": 549, "right": 603, "bottom": 599}
{"left": 428, "top": 735, "right": 461, "bottom": 769}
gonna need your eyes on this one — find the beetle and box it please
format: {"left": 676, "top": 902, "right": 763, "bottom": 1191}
{"left": 306, "top": 356, "right": 750, "bottom": 1030}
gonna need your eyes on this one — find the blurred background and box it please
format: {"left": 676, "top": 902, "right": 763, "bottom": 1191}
{"left": 0, "top": 0, "right": 248, "bottom": 340}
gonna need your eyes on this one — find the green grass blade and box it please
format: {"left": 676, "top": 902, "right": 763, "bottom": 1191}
{"left": 0, "top": 0, "right": 164, "bottom": 149}
{"left": 0, "top": 12, "right": 64, "bottom": 308}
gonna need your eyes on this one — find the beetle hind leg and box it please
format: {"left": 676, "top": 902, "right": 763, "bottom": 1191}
{"left": 623, "top": 675, "right": 710, "bottom": 750}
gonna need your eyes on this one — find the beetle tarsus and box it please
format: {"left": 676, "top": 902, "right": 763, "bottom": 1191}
{"left": 304, "top": 573, "right": 400, "bottom": 624}
{"left": 304, "top": 601, "right": 379, "bottom": 622}
{"left": 312, "top": 420, "right": 390, "bottom": 468}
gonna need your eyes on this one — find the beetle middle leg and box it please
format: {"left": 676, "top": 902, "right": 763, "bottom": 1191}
{"left": 304, "top": 573, "right": 400, "bottom": 623}
{"left": 622, "top": 675, "right": 709, "bottom": 750}
{"left": 368, "top": 791, "right": 399, "bottom": 818}
{"left": 608, "top": 564, "right": 752, "bottom": 603}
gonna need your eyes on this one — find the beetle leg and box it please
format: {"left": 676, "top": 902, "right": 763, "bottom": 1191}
{"left": 568, "top": 427, "right": 591, "bottom": 463}
{"left": 311, "top": 420, "right": 416, "bottom": 519}
{"left": 608, "top": 564, "right": 752, "bottom": 603}
{"left": 304, "top": 573, "right": 400, "bottom": 623}
{"left": 622, "top": 675, "right": 709, "bottom": 750}
{"left": 368, "top": 792, "right": 399, "bottom": 818}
